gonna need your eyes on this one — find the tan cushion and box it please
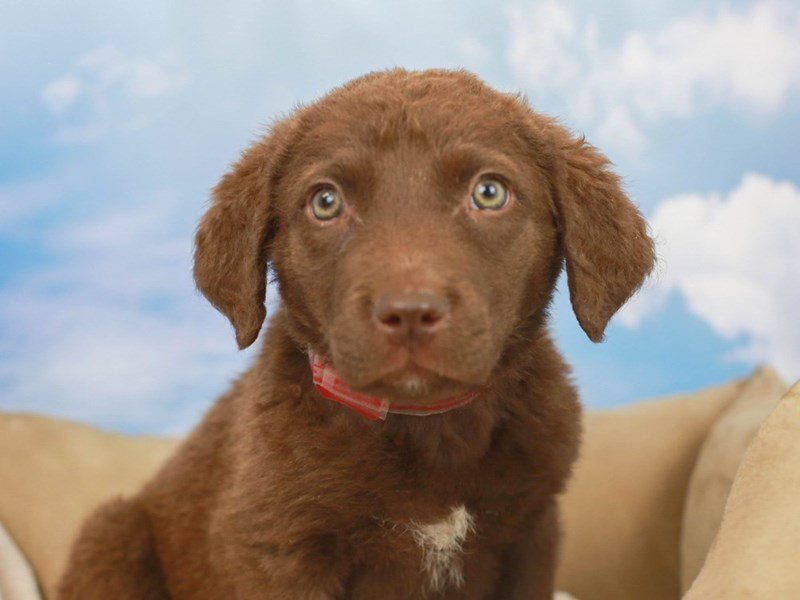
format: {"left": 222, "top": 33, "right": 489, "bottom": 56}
{"left": 684, "top": 380, "right": 800, "bottom": 598}
{"left": 0, "top": 521, "right": 41, "bottom": 600}
{"left": 0, "top": 413, "right": 178, "bottom": 599}
{"left": 556, "top": 378, "right": 743, "bottom": 600}
{"left": 680, "top": 366, "right": 786, "bottom": 591}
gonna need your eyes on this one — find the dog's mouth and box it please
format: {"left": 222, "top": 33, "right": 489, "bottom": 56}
{"left": 371, "top": 363, "right": 446, "bottom": 396}
{"left": 331, "top": 347, "right": 488, "bottom": 404}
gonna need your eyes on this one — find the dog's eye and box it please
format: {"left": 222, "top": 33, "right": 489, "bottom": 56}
{"left": 310, "top": 188, "right": 344, "bottom": 221}
{"left": 470, "top": 178, "right": 509, "bottom": 211}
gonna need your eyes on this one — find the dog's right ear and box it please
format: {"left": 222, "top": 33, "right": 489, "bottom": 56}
{"left": 194, "top": 119, "right": 296, "bottom": 349}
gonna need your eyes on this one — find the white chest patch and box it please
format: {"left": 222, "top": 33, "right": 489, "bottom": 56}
{"left": 408, "top": 504, "right": 475, "bottom": 592}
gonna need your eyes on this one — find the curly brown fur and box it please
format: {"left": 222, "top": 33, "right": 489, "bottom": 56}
{"left": 59, "top": 69, "right": 654, "bottom": 599}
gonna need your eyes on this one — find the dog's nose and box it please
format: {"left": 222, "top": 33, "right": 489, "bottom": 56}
{"left": 372, "top": 292, "right": 448, "bottom": 345}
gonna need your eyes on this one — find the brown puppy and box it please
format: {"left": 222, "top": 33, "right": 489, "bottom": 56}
{"left": 59, "top": 69, "right": 654, "bottom": 599}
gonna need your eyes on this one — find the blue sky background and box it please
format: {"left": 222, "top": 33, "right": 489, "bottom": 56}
{"left": 1, "top": 0, "right": 798, "bottom": 434}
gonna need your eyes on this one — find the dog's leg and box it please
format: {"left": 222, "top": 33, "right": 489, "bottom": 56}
{"left": 225, "top": 560, "right": 346, "bottom": 600}
{"left": 491, "top": 500, "right": 559, "bottom": 600}
{"left": 225, "top": 542, "right": 349, "bottom": 600}
{"left": 58, "top": 496, "right": 169, "bottom": 600}
{"left": 213, "top": 520, "right": 350, "bottom": 600}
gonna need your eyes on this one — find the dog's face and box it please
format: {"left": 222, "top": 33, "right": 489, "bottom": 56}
{"left": 194, "top": 70, "right": 655, "bottom": 403}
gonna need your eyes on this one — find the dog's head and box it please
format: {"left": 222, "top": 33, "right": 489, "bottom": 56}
{"left": 194, "top": 69, "right": 654, "bottom": 403}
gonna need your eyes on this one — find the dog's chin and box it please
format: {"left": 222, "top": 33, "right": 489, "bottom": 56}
{"left": 363, "top": 366, "right": 454, "bottom": 401}
{"left": 338, "top": 356, "right": 491, "bottom": 404}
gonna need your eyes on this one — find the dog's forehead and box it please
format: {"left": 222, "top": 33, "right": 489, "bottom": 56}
{"left": 295, "top": 71, "right": 527, "bottom": 156}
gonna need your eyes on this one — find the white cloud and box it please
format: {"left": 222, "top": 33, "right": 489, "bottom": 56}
{"left": 620, "top": 173, "right": 800, "bottom": 382}
{"left": 41, "top": 75, "right": 82, "bottom": 115}
{"left": 596, "top": 105, "right": 646, "bottom": 156}
{"left": 456, "top": 35, "right": 492, "bottom": 67}
{"left": 76, "top": 46, "right": 187, "bottom": 99}
{"left": 0, "top": 296, "right": 231, "bottom": 433}
{"left": 41, "top": 46, "right": 188, "bottom": 143}
{"left": 0, "top": 167, "right": 85, "bottom": 231}
{"left": 0, "top": 190, "right": 278, "bottom": 433}
{"left": 508, "top": 0, "right": 800, "bottom": 154}
{"left": 508, "top": 1, "right": 581, "bottom": 91}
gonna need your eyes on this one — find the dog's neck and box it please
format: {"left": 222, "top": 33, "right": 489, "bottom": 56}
{"left": 258, "top": 308, "right": 554, "bottom": 466}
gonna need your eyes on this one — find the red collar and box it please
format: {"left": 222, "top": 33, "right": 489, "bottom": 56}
{"left": 309, "top": 354, "right": 479, "bottom": 420}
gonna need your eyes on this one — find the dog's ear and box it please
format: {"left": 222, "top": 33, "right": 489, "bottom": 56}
{"left": 194, "top": 119, "right": 296, "bottom": 349}
{"left": 546, "top": 124, "right": 655, "bottom": 342}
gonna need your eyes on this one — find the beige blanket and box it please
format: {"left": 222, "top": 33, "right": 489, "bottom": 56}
{"left": 0, "top": 370, "right": 797, "bottom": 598}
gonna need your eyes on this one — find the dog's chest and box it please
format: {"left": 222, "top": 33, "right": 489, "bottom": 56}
{"left": 361, "top": 493, "right": 526, "bottom": 596}
{"left": 358, "top": 502, "right": 478, "bottom": 596}
{"left": 403, "top": 504, "right": 475, "bottom": 592}
{"left": 348, "top": 432, "right": 542, "bottom": 594}
{"left": 359, "top": 488, "right": 542, "bottom": 599}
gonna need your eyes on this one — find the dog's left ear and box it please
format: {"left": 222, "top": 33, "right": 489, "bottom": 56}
{"left": 545, "top": 123, "right": 656, "bottom": 342}
{"left": 194, "top": 118, "right": 296, "bottom": 349}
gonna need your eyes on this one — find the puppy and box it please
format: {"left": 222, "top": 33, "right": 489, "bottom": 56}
{"left": 59, "top": 69, "right": 654, "bottom": 599}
